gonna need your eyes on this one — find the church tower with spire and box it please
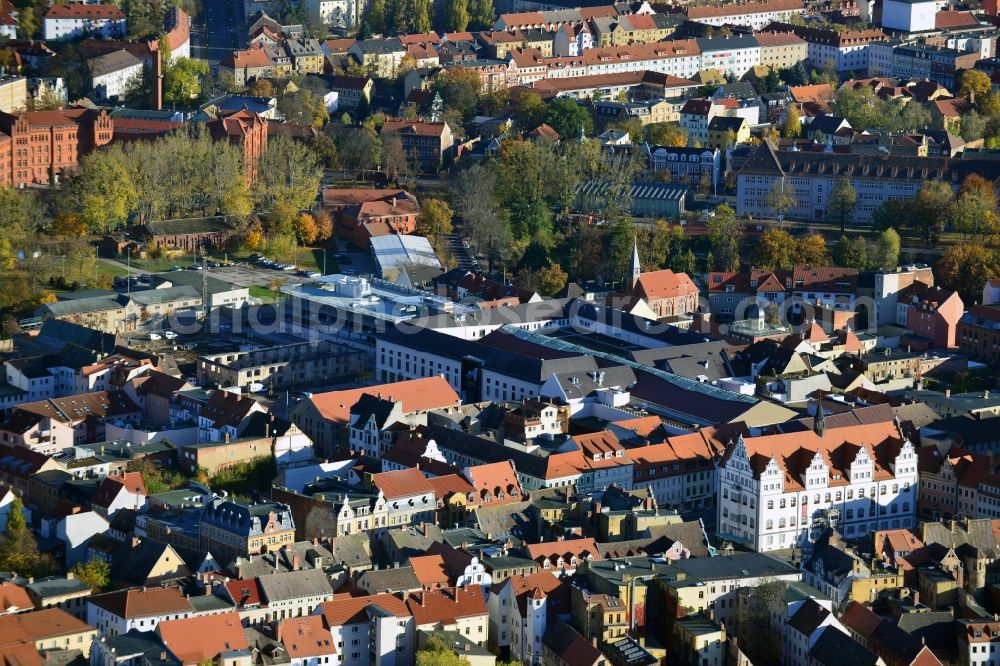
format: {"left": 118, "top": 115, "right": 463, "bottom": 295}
{"left": 628, "top": 240, "right": 641, "bottom": 289}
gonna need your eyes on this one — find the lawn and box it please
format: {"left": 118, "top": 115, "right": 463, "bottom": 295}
{"left": 249, "top": 285, "right": 278, "bottom": 303}
{"left": 95, "top": 260, "right": 130, "bottom": 278}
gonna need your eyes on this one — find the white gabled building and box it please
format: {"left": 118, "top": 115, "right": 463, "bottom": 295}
{"left": 43, "top": 4, "right": 125, "bottom": 40}
{"left": 686, "top": 0, "right": 805, "bottom": 29}
{"left": 717, "top": 405, "right": 918, "bottom": 552}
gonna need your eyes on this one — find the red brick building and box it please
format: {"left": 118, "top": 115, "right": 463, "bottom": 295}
{"left": 898, "top": 281, "right": 964, "bottom": 351}
{"left": 0, "top": 108, "right": 113, "bottom": 186}
{"left": 322, "top": 187, "right": 421, "bottom": 247}
{"left": 207, "top": 108, "right": 268, "bottom": 183}
{"left": 958, "top": 305, "right": 1000, "bottom": 364}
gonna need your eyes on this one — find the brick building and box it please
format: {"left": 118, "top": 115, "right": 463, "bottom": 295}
{"left": 379, "top": 120, "right": 454, "bottom": 172}
{"left": 0, "top": 108, "right": 113, "bottom": 187}
{"left": 958, "top": 305, "right": 1000, "bottom": 364}
{"left": 322, "top": 187, "right": 421, "bottom": 247}
{"left": 206, "top": 108, "right": 268, "bottom": 182}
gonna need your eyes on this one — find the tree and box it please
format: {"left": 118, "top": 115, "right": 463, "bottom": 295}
{"left": 543, "top": 97, "right": 593, "bottom": 141}
{"left": 513, "top": 92, "right": 547, "bottom": 132}
{"left": 833, "top": 234, "right": 867, "bottom": 268}
{"left": 782, "top": 105, "right": 801, "bottom": 139}
{"left": 754, "top": 228, "right": 798, "bottom": 269}
{"left": 979, "top": 92, "right": 1000, "bottom": 118}
{"left": 0, "top": 497, "right": 52, "bottom": 577}
{"left": 707, "top": 204, "right": 743, "bottom": 272}
{"left": 339, "top": 128, "right": 382, "bottom": 176}
{"left": 959, "top": 69, "right": 992, "bottom": 103}
{"left": 252, "top": 136, "right": 322, "bottom": 233}
{"left": 382, "top": 132, "right": 410, "bottom": 182}
{"left": 937, "top": 244, "right": 1000, "bottom": 305}
{"left": 416, "top": 635, "right": 470, "bottom": 666}
{"left": 445, "top": 0, "right": 469, "bottom": 32}
{"left": 417, "top": 198, "right": 453, "bottom": 237}
{"left": 952, "top": 173, "right": 998, "bottom": 241}
{"left": 960, "top": 110, "right": 986, "bottom": 141}
{"left": 468, "top": 0, "right": 494, "bottom": 29}
{"left": 294, "top": 212, "right": 320, "bottom": 244}
{"left": 163, "top": 58, "right": 208, "bottom": 105}
{"left": 411, "top": 0, "right": 432, "bottom": 32}
{"left": 764, "top": 182, "right": 796, "bottom": 221}
{"left": 874, "top": 227, "right": 900, "bottom": 270}
{"left": 797, "top": 233, "right": 830, "bottom": 266}
{"left": 430, "top": 67, "right": 481, "bottom": 121}
{"left": 247, "top": 78, "right": 274, "bottom": 98}
{"left": 312, "top": 132, "right": 340, "bottom": 169}
{"left": 643, "top": 122, "right": 687, "bottom": 147}
{"left": 871, "top": 199, "right": 909, "bottom": 231}
{"left": 828, "top": 176, "right": 857, "bottom": 233}
{"left": 74, "top": 147, "right": 138, "bottom": 233}
{"left": 71, "top": 559, "right": 111, "bottom": 592}
{"left": 912, "top": 180, "right": 954, "bottom": 246}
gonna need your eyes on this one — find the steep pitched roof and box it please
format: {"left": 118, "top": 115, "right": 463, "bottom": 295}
{"left": 405, "top": 587, "right": 487, "bottom": 625}
{"left": 157, "top": 612, "right": 248, "bottom": 664}
{"left": 306, "top": 376, "right": 459, "bottom": 426}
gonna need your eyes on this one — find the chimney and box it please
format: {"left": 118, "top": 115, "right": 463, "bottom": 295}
{"left": 265, "top": 422, "right": 270, "bottom": 438}
{"left": 391, "top": 196, "right": 397, "bottom": 209}
{"left": 225, "top": 432, "right": 230, "bottom": 443}
{"left": 153, "top": 48, "right": 163, "bottom": 111}
{"left": 293, "top": 555, "right": 301, "bottom": 571}
{"left": 913, "top": 590, "right": 919, "bottom": 606}
{"left": 132, "top": 537, "right": 141, "bottom": 549}
{"left": 945, "top": 388, "right": 951, "bottom": 398}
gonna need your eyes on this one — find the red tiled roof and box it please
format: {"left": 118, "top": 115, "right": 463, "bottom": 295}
{"left": 157, "top": 612, "right": 248, "bottom": 664}
{"left": 318, "top": 594, "right": 410, "bottom": 626}
{"left": 45, "top": 4, "right": 124, "bottom": 19}
{"left": 371, "top": 468, "right": 435, "bottom": 500}
{"left": 463, "top": 461, "right": 523, "bottom": 504}
{"left": 88, "top": 586, "right": 193, "bottom": 619}
{"left": 0, "top": 582, "right": 33, "bottom": 613}
{"left": 634, "top": 269, "right": 699, "bottom": 302}
{"left": 405, "top": 587, "right": 487, "bottom": 626}
{"left": 688, "top": 0, "right": 803, "bottom": 18}
{"left": 409, "top": 554, "right": 450, "bottom": 588}
{"left": 381, "top": 119, "right": 449, "bottom": 137}
{"left": 307, "top": 377, "right": 459, "bottom": 427}
{"left": 525, "top": 538, "right": 601, "bottom": 564}
{"left": 276, "top": 616, "right": 335, "bottom": 658}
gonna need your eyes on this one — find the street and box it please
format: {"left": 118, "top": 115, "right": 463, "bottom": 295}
{"left": 191, "top": 0, "right": 245, "bottom": 66}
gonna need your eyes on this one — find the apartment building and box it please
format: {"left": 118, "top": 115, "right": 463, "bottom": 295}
{"left": 43, "top": 4, "right": 125, "bottom": 40}
{"left": 686, "top": 0, "right": 805, "bottom": 29}
{"left": 717, "top": 405, "right": 919, "bottom": 552}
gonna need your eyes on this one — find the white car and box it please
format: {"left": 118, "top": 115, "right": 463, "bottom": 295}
{"left": 163, "top": 330, "right": 178, "bottom": 340}
{"left": 148, "top": 333, "right": 162, "bottom": 341}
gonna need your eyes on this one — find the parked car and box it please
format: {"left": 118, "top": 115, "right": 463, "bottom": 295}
{"left": 170, "top": 266, "right": 183, "bottom": 272}
{"left": 163, "top": 330, "right": 178, "bottom": 340}
{"left": 187, "top": 264, "right": 203, "bottom": 270}
{"left": 148, "top": 332, "right": 162, "bottom": 341}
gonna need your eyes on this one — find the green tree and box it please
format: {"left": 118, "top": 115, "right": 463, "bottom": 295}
{"left": 782, "top": 105, "right": 800, "bottom": 139}
{"left": 411, "top": 0, "right": 432, "bottom": 32}
{"left": 252, "top": 136, "right": 322, "bottom": 233}
{"left": 71, "top": 559, "right": 111, "bottom": 592}
{"left": 468, "top": 0, "right": 494, "bottom": 29}
{"left": 0, "top": 497, "right": 52, "bottom": 577}
{"left": 543, "top": 97, "right": 593, "bottom": 140}
{"left": 754, "top": 228, "right": 798, "bottom": 269}
{"left": 937, "top": 244, "right": 1000, "bottom": 305}
{"left": 513, "top": 92, "right": 547, "bottom": 132}
{"left": 339, "top": 127, "right": 383, "bottom": 176}
{"left": 417, "top": 198, "right": 454, "bottom": 238}
{"left": 74, "top": 147, "right": 138, "bottom": 233}
{"left": 959, "top": 69, "right": 992, "bottom": 102}
{"left": 912, "top": 180, "right": 954, "bottom": 246}
{"left": 445, "top": 0, "right": 469, "bottom": 31}
{"left": 764, "top": 182, "right": 796, "bottom": 221}
{"left": 707, "top": 204, "right": 743, "bottom": 272}
{"left": 828, "top": 176, "right": 857, "bottom": 233}
{"left": 874, "top": 227, "right": 900, "bottom": 270}
{"left": 163, "top": 58, "right": 209, "bottom": 105}
{"left": 871, "top": 199, "right": 909, "bottom": 231}
{"left": 382, "top": 132, "right": 411, "bottom": 182}
{"left": 416, "top": 635, "right": 470, "bottom": 666}
{"left": 952, "top": 173, "right": 997, "bottom": 241}
{"left": 430, "top": 67, "right": 482, "bottom": 121}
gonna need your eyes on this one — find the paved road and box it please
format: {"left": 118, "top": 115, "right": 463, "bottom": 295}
{"left": 191, "top": 0, "right": 245, "bottom": 65}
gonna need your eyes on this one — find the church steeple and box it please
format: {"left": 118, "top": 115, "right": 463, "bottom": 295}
{"left": 814, "top": 401, "right": 826, "bottom": 437}
{"left": 628, "top": 240, "right": 641, "bottom": 289}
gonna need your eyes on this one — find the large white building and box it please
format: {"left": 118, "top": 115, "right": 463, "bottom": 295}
{"left": 87, "top": 50, "right": 143, "bottom": 103}
{"left": 881, "top": 0, "right": 936, "bottom": 33}
{"left": 736, "top": 141, "right": 951, "bottom": 224}
{"left": 717, "top": 405, "right": 919, "bottom": 552}
{"left": 686, "top": 0, "right": 805, "bottom": 29}
{"left": 43, "top": 4, "right": 125, "bottom": 40}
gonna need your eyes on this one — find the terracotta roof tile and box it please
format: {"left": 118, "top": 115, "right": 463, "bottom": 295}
{"left": 405, "top": 587, "right": 487, "bottom": 625}
{"left": 372, "top": 468, "right": 436, "bottom": 500}
{"left": 306, "top": 377, "right": 459, "bottom": 426}
{"left": 276, "top": 616, "right": 335, "bottom": 658}
{"left": 157, "top": 612, "right": 248, "bottom": 664}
